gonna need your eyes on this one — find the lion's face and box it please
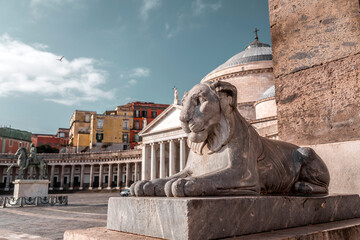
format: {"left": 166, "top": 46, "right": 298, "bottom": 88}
{"left": 180, "top": 83, "right": 222, "bottom": 143}
{"left": 180, "top": 81, "right": 238, "bottom": 154}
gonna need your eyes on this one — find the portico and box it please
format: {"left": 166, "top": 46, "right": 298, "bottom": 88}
{"left": 139, "top": 104, "right": 189, "bottom": 180}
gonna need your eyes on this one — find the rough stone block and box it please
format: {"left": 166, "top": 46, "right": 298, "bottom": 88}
{"left": 269, "top": 0, "right": 360, "bottom": 77}
{"left": 107, "top": 195, "right": 360, "bottom": 240}
{"left": 13, "top": 179, "right": 50, "bottom": 198}
{"left": 275, "top": 54, "right": 360, "bottom": 145}
{"left": 64, "top": 219, "right": 360, "bottom": 240}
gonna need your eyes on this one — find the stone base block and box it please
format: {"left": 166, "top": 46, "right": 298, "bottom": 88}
{"left": 13, "top": 179, "right": 50, "bottom": 198}
{"left": 107, "top": 195, "right": 360, "bottom": 240}
{"left": 65, "top": 218, "right": 360, "bottom": 240}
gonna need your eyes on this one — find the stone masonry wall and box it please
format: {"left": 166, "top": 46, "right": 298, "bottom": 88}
{"left": 269, "top": 0, "right": 360, "bottom": 145}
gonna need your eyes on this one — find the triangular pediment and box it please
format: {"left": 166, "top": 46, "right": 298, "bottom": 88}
{"left": 140, "top": 104, "right": 183, "bottom": 136}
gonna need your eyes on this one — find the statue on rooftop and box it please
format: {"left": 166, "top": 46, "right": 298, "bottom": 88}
{"left": 173, "top": 86, "right": 180, "bottom": 105}
{"left": 131, "top": 81, "right": 330, "bottom": 197}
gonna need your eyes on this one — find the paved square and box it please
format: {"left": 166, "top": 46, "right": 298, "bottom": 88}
{"left": 0, "top": 192, "right": 119, "bottom": 240}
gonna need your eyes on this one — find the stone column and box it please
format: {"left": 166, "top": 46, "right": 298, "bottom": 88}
{"left": 150, "top": 143, "right": 157, "bottom": 180}
{"left": 116, "top": 163, "right": 121, "bottom": 189}
{"left": 169, "top": 140, "right": 176, "bottom": 176}
{"left": 49, "top": 165, "right": 55, "bottom": 190}
{"left": 141, "top": 144, "right": 151, "bottom": 180}
{"left": 59, "top": 165, "right": 65, "bottom": 190}
{"left": 98, "top": 164, "right": 103, "bottom": 190}
{"left": 89, "top": 164, "right": 94, "bottom": 190}
{"left": 4, "top": 167, "right": 11, "bottom": 191}
{"left": 107, "top": 164, "right": 113, "bottom": 189}
{"left": 69, "top": 165, "right": 75, "bottom": 190}
{"left": 79, "top": 165, "right": 85, "bottom": 190}
{"left": 179, "top": 138, "right": 187, "bottom": 171}
{"left": 134, "top": 162, "right": 138, "bottom": 182}
{"left": 159, "top": 141, "right": 166, "bottom": 178}
{"left": 125, "top": 163, "right": 130, "bottom": 188}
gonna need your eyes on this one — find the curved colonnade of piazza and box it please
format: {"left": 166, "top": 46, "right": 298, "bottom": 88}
{"left": 0, "top": 150, "right": 142, "bottom": 192}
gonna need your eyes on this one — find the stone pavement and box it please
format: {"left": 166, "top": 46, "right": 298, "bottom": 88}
{"left": 0, "top": 192, "right": 119, "bottom": 240}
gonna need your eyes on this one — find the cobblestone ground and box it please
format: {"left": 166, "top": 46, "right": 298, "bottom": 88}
{"left": 0, "top": 192, "right": 120, "bottom": 240}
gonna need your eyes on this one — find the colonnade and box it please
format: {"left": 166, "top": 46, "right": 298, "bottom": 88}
{"left": 142, "top": 138, "right": 188, "bottom": 180}
{"left": 0, "top": 161, "right": 141, "bottom": 191}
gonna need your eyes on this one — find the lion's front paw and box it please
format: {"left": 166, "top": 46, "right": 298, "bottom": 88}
{"left": 131, "top": 179, "right": 168, "bottom": 197}
{"left": 166, "top": 178, "right": 217, "bottom": 197}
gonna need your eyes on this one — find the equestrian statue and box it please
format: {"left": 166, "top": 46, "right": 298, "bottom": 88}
{"left": 7, "top": 143, "right": 48, "bottom": 179}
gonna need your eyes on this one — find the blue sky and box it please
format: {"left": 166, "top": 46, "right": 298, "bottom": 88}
{"left": 0, "top": 0, "right": 271, "bottom": 134}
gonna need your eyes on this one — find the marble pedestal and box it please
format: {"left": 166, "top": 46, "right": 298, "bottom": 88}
{"left": 107, "top": 195, "right": 360, "bottom": 240}
{"left": 13, "top": 179, "right": 50, "bottom": 199}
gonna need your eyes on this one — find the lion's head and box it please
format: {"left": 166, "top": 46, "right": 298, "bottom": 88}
{"left": 180, "top": 81, "right": 237, "bottom": 155}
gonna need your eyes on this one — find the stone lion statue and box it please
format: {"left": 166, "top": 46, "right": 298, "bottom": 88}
{"left": 131, "top": 81, "right": 330, "bottom": 197}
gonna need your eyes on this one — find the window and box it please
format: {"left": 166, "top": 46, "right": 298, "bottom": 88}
{"left": 55, "top": 143, "right": 59, "bottom": 147}
{"left": 123, "top": 120, "right": 129, "bottom": 130}
{"left": 39, "top": 142, "right": 43, "bottom": 146}
{"left": 142, "top": 110, "right": 147, "bottom": 118}
{"left": 47, "top": 142, "right": 51, "bottom": 146}
{"left": 124, "top": 112, "right": 127, "bottom": 116}
{"left": 85, "top": 114, "right": 90, "bottom": 122}
{"left": 97, "top": 119, "right": 103, "bottom": 129}
{"left": 134, "top": 121, "right": 140, "bottom": 130}
{"left": 123, "top": 133, "right": 128, "bottom": 143}
{"left": 134, "top": 134, "right": 139, "bottom": 142}
{"left": 96, "top": 133, "right": 103, "bottom": 143}
{"left": 19, "top": 142, "right": 22, "bottom": 148}
{"left": 134, "top": 110, "right": 140, "bottom": 118}
{"left": 59, "top": 132, "right": 65, "bottom": 138}
{"left": 151, "top": 111, "right": 157, "bottom": 118}
{"left": 9, "top": 140, "right": 13, "bottom": 147}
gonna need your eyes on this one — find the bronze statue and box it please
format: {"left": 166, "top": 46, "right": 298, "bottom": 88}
{"left": 7, "top": 144, "right": 48, "bottom": 179}
{"left": 131, "top": 81, "right": 330, "bottom": 197}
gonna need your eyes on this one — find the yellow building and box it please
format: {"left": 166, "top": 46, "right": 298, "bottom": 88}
{"left": 90, "top": 112, "right": 133, "bottom": 151}
{"left": 69, "top": 110, "right": 96, "bottom": 152}
{"left": 69, "top": 106, "right": 133, "bottom": 152}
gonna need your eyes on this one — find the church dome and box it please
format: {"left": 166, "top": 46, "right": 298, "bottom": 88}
{"left": 211, "top": 38, "right": 272, "bottom": 73}
{"left": 258, "top": 85, "right": 275, "bottom": 101}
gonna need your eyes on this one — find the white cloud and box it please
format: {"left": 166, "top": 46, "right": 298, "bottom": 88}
{"left": 128, "top": 79, "right": 137, "bottom": 86}
{"left": 32, "top": 42, "right": 49, "bottom": 50}
{"left": 0, "top": 34, "right": 114, "bottom": 106}
{"left": 129, "top": 68, "right": 150, "bottom": 78}
{"left": 140, "top": 0, "right": 161, "bottom": 20}
{"left": 192, "top": 0, "right": 222, "bottom": 16}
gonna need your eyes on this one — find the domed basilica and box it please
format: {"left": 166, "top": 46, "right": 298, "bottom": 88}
{"left": 201, "top": 31, "right": 278, "bottom": 138}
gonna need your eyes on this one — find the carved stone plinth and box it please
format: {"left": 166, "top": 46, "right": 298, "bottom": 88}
{"left": 107, "top": 195, "right": 360, "bottom": 240}
{"left": 13, "top": 179, "right": 50, "bottom": 199}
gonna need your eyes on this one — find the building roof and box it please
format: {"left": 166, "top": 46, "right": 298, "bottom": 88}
{"left": 258, "top": 85, "right": 275, "bottom": 101}
{"left": 210, "top": 38, "right": 272, "bottom": 74}
{"left": 0, "top": 127, "right": 32, "bottom": 141}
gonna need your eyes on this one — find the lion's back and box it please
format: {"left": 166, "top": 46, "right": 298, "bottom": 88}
{"left": 257, "top": 137, "right": 301, "bottom": 193}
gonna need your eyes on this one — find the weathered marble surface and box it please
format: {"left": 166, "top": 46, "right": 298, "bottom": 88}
{"left": 107, "top": 195, "right": 360, "bottom": 240}
{"left": 65, "top": 218, "right": 360, "bottom": 240}
{"left": 13, "top": 179, "right": 50, "bottom": 198}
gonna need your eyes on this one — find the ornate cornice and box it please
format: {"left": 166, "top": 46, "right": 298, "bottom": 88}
{"left": 204, "top": 67, "right": 273, "bottom": 82}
